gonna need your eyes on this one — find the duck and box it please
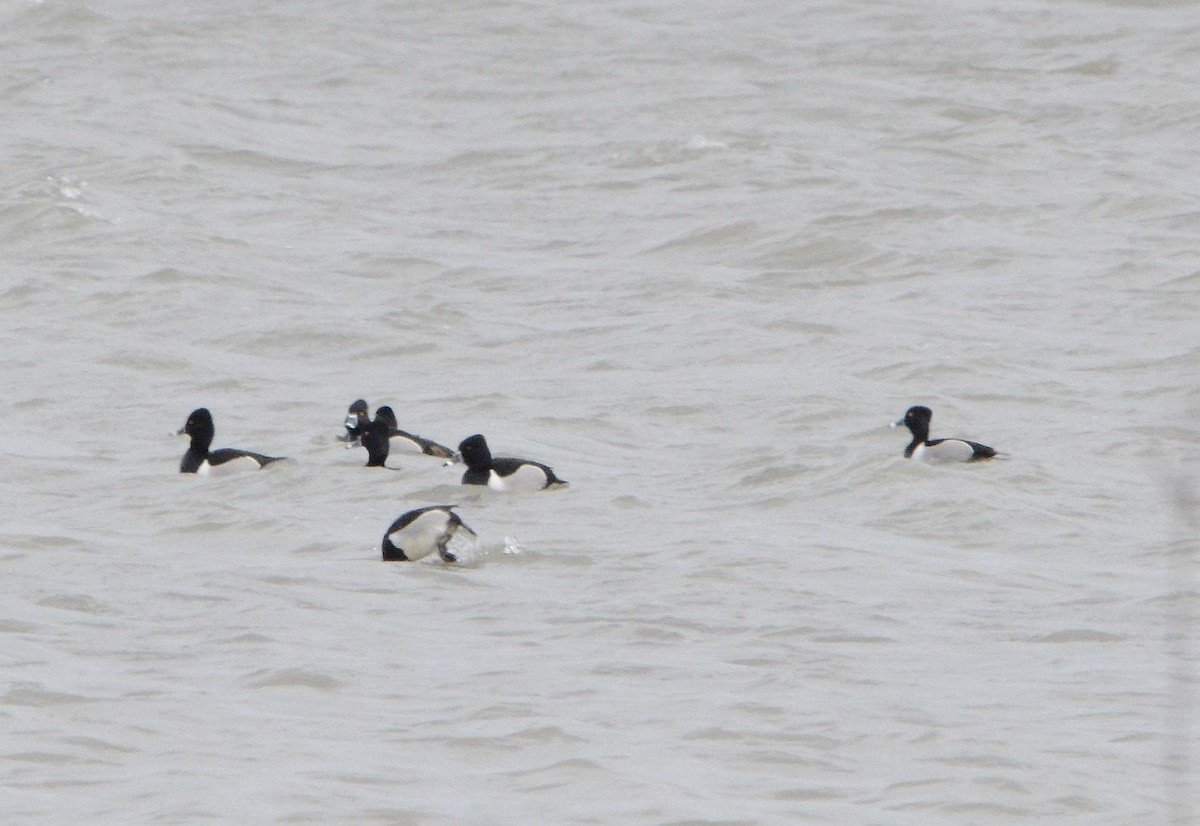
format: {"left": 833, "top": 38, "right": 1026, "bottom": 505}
{"left": 359, "top": 415, "right": 398, "bottom": 469}
{"left": 457, "top": 433, "right": 568, "bottom": 491}
{"left": 337, "top": 399, "right": 455, "bottom": 459}
{"left": 374, "top": 406, "right": 456, "bottom": 459}
{"left": 338, "top": 399, "right": 369, "bottom": 445}
{"left": 892, "top": 405, "right": 996, "bottom": 463}
{"left": 178, "top": 408, "right": 286, "bottom": 474}
{"left": 381, "top": 505, "right": 476, "bottom": 562}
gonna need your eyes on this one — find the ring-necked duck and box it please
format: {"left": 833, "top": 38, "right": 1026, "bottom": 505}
{"left": 382, "top": 505, "right": 476, "bottom": 562}
{"left": 359, "top": 416, "right": 395, "bottom": 468}
{"left": 892, "top": 405, "right": 996, "bottom": 463}
{"left": 457, "top": 433, "right": 568, "bottom": 491}
{"left": 337, "top": 399, "right": 454, "bottom": 459}
{"left": 374, "top": 406, "right": 456, "bottom": 459}
{"left": 178, "top": 408, "right": 286, "bottom": 474}
{"left": 338, "top": 399, "right": 369, "bottom": 444}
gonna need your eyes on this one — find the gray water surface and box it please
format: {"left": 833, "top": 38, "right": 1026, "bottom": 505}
{"left": 3, "top": 0, "right": 1198, "bottom": 823}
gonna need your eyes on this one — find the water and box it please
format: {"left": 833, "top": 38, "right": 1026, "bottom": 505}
{"left": 3, "top": 0, "right": 1198, "bottom": 823}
